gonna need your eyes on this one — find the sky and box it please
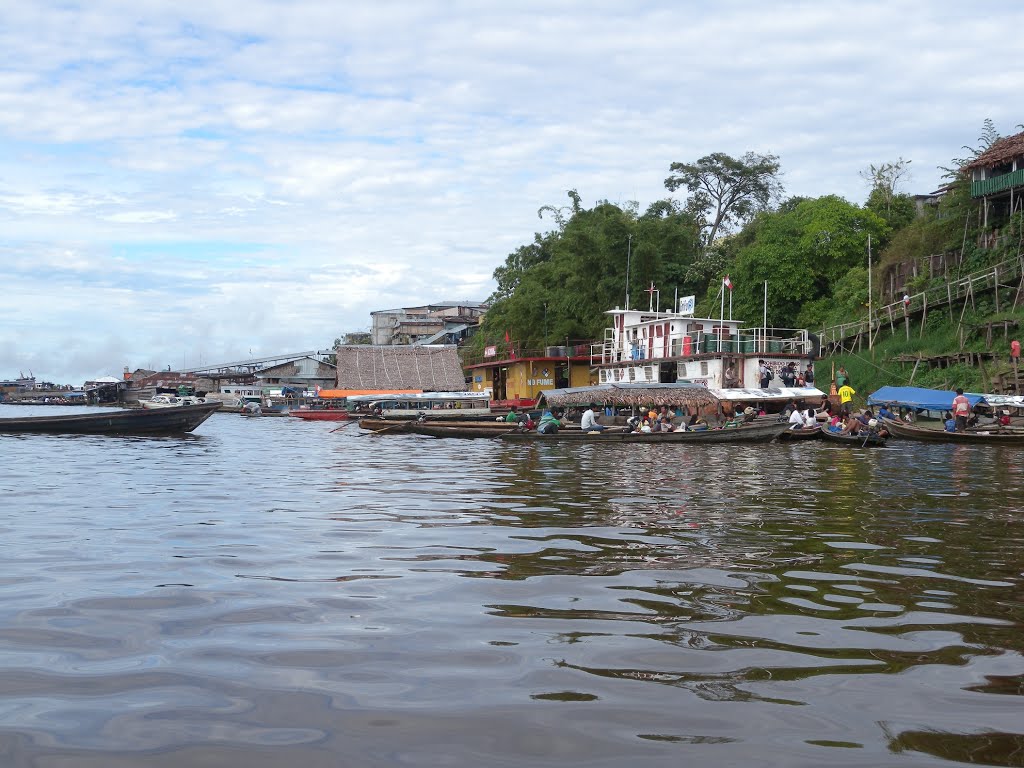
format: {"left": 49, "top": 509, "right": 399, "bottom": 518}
{"left": 1, "top": 1, "right": 1022, "bottom": 385}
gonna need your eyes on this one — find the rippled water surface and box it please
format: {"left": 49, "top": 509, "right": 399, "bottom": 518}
{"left": 1, "top": 405, "right": 1022, "bottom": 767}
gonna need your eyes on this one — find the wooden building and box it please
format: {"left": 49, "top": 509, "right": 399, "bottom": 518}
{"left": 465, "top": 343, "right": 595, "bottom": 407}
{"left": 965, "top": 130, "right": 1024, "bottom": 237}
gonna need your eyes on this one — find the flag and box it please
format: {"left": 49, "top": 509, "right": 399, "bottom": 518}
{"left": 723, "top": 275, "right": 733, "bottom": 291}
{"left": 504, "top": 330, "right": 510, "bottom": 343}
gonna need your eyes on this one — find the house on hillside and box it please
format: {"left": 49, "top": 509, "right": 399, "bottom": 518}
{"left": 334, "top": 345, "right": 467, "bottom": 392}
{"left": 370, "top": 302, "right": 488, "bottom": 346}
{"left": 964, "top": 130, "right": 1024, "bottom": 246}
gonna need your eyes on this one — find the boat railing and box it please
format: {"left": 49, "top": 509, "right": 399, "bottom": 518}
{"left": 595, "top": 327, "right": 812, "bottom": 365}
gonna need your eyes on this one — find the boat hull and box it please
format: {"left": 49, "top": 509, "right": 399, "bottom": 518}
{"left": 499, "top": 422, "right": 790, "bottom": 444}
{"left": 883, "top": 418, "right": 1024, "bottom": 444}
{"left": 0, "top": 403, "right": 222, "bottom": 435}
{"left": 779, "top": 425, "right": 822, "bottom": 440}
{"left": 820, "top": 429, "right": 887, "bottom": 447}
{"left": 290, "top": 410, "right": 352, "bottom": 421}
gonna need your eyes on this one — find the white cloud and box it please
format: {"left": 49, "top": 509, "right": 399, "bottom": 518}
{"left": 0, "top": 0, "right": 1022, "bottom": 383}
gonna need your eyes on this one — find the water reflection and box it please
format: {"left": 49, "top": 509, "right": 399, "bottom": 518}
{"left": 0, "top": 412, "right": 1021, "bottom": 766}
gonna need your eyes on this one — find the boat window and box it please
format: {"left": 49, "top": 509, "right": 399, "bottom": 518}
{"left": 701, "top": 362, "right": 709, "bottom": 376}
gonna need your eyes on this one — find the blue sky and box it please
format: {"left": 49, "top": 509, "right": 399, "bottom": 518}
{"left": 1, "top": 0, "right": 1022, "bottom": 384}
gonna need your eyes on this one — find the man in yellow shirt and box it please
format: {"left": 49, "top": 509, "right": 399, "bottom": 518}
{"left": 838, "top": 384, "right": 856, "bottom": 407}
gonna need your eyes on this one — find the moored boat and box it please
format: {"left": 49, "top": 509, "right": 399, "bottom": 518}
{"left": 141, "top": 394, "right": 208, "bottom": 409}
{"left": 883, "top": 418, "right": 1024, "bottom": 444}
{"left": 779, "top": 425, "right": 822, "bottom": 440}
{"left": 0, "top": 402, "right": 222, "bottom": 435}
{"left": 290, "top": 409, "right": 352, "bottom": 421}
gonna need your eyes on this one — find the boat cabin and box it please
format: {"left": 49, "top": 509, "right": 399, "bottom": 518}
{"left": 593, "top": 307, "right": 816, "bottom": 391}
{"left": 347, "top": 391, "right": 491, "bottom": 418}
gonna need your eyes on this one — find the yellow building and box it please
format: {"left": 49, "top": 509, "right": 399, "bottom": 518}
{"left": 465, "top": 343, "right": 595, "bottom": 407}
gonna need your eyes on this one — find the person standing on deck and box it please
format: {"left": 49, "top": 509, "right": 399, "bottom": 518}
{"left": 759, "top": 361, "right": 772, "bottom": 388}
{"left": 581, "top": 403, "right": 607, "bottom": 432}
{"left": 804, "top": 363, "right": 815, "bottom": 386}
{"left": 724, "top": 363, "right": 738, "bottom": 389}
{"left": 952, "top": 389, "right": 971, "bottom": 432}
{"left": 836, "top": 366, "right": 851, "bottom": 388}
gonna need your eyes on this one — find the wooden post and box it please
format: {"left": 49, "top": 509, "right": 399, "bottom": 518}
{"left": 909, "top": 357, "right": 921, "bottom": 385}
{"left": 920, "top": 293, "right": 928, "bottom": 338}
{"left": 995, "top": 265, "right": 1000, "bottom": 313}
{"left": 947, "top": 282, "right": 954, "bottom": 321}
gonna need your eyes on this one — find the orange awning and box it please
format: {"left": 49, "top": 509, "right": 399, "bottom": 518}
{"left": 317, "top": 388, "right": 423, "bottom": 400}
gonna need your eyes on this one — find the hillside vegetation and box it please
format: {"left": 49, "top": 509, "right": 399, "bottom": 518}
{"left": 471, "top": 120, "right": 1024, "bottom": 403}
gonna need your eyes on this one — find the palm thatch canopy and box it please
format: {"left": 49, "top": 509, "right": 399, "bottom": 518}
{"left": 335, "top": 345, "right": 466, "bottom": 391}
{"left": 540, "top": 383, "right": 719, "bottom": 409}
{"left": 962, "top": 130, "right": 1024, "bottom": 172}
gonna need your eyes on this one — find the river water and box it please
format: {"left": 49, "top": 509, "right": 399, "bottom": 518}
{"left": 0, "top": 405, "right": 1022, "bottom": 767}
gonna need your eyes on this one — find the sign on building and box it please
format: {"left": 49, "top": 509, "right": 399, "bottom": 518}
{"left": 484, "top": 345, "right": 497, "bottom": 358}
{"left": 678, "top": 295, "right": 696, "bottom": 316}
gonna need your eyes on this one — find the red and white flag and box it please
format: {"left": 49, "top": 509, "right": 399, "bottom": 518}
{"left": 723, "top": 275, "right": 733, "bottom": 291}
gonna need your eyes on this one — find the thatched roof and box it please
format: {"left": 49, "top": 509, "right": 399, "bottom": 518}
{"left": 962, "top": 130, "right": 1024, "bottom": 172}
{"left": 335, "top": 345, "right": 466, "bottom": 391}
{"left": 540, "top": 383, "right": 719, "bottom": 408}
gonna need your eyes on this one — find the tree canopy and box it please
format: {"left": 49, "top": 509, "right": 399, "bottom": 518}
{"left": 478, "top": 194, "right": 702, "bottom": 348}
{"left": 664, "top": 151, "right": 783, "bottom": 248}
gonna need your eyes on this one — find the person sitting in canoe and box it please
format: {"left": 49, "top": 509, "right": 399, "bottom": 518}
{"left": 580, "top": 403, "right": 607, "bottom": 433}
{"left": 943, "top": 411, "right": 957, "bottom": 433}
{"left": 537, "top": 407, "right": 566, "bottom": 434}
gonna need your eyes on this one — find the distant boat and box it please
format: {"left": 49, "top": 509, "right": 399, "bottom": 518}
{"left": 141, "top": 394, "right": 208, "bottom": 409}
{"left": 0, "top": 402, "right": 222, "bottom": 435}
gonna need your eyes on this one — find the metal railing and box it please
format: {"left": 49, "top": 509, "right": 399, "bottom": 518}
{"left": 592, "top": 328, "right": 811, "bottom": 366}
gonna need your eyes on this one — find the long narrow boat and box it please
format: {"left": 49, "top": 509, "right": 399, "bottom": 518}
{"left": 499, "top": 421, "right": 790, "bottom": 444}
{"left": 0, "top": 402, "right": 222, "bottom": 435}
{"left": 290, "top": 410, "right": 352, "bottom": 421}
{"left": 405, "top": 422, "right": 529, "bottom": 439}
{"left": 883, "top": 418, "right": 1024, "bottom": 444}
{"left": 358, "top": 417, "right": 531, "bottom": 432}
{"left": 820, "top": 429, "right": 887, "bottom": 447}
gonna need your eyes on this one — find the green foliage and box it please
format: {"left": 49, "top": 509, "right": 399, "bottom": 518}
{"left": 725, "top": 196, "right": 889, "bottom": 327}
{"left": 480, "top": 193, "right": 702, "bottom": 346}
{"left": 664, "top": 151, "right": 783, "bottom": 247}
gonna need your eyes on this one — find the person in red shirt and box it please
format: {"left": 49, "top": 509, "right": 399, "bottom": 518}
{"left": 951, "top": 388, "right": 971, "bottom": 432}
{"left": 1011, "top": 339, "right": 1021, "bottom": 364}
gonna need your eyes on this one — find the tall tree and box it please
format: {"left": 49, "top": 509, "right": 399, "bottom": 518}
{"left": 664, "top": 151, "right": 783, "bottom": 248}
{"left": 860, "top": 158, "right": 911, "bottom": 218}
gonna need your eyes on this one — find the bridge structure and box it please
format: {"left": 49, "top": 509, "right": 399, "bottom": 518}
{"left": 178, "top": 350, "right": 335, "bottom": 377}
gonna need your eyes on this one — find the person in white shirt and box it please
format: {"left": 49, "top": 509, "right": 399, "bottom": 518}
{"left": 788, "top": 408, "right": 806, "bottom": 429}
{"left": 580, "top": 403, "right": 606, "bottom": 432}
{"left": 803, "top": 408, "right": 817, "bottom": 428}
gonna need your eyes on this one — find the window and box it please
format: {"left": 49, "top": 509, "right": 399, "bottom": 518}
{"left": 700, "top": 362, "right": 709, "bottom": 376}
{"left": 629, "top": 367, "right": 636, "bottom": 381}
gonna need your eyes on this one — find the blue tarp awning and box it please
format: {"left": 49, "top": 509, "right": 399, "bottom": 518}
{"left": 867, "top": 386, "right": 986, "bottom": 412}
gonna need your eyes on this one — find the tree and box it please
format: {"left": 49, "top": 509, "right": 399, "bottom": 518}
{"left": 860, "top": 158, "right": 912, "bottom": 219}
{"left": 726, "top": 196, "right": 889, "bottom": 328}
{"left": 664, "top": 151, "right": 783, "bottom": 248}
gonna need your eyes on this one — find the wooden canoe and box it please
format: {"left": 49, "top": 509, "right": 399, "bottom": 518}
{"left": 0, "top": 402, "right": 222, "bottom": 435}
{"left": 779, "top": 425, "right": 822, "bottom": 440}
{"left": 499, "top": 421, "right": 790, "bottom": 444}
{"left": 820, "top": 428, "right": 888, "bottom": 447}
{"left": 883, "top": 418, "right": 1024, "bottom": 444}
{"left": 290, "top": 410, "right": 352, "bottom": 421}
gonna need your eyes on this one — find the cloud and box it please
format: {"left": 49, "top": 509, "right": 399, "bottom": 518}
{"left": 0, "top": 0, "right": 1022, "bottom": 382}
